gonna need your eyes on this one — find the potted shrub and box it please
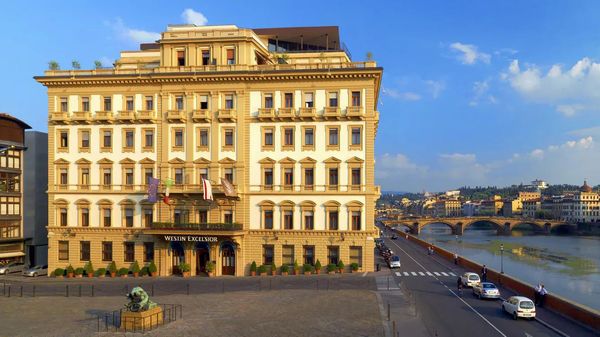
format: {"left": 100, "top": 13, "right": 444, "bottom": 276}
{"left": 350, "top": 263, "right": 360, "bottom": 273}
{"left": 108, "top": 262, "right": 117, "bottom": 277}
{"left": 148, "top": 261, "right": 158, "bottom": 277}
{"left": 206, "top": 261, "right": 215, "bottom": 277}
{"left": 84, "top": 262, "right": 94, "bottom": 278}
{"left": 130, "top": 261, "right": 141, "bottom": 277}
{"left": 74, "top": 267, "right": 84, "bottom": 278}
{"left": 337, "top": 260, "right": 345, "bottom": 273}
{"left": 281, "top": 264, "right": 289, "bottom": 276}
{"left": 303, "top": 264, "right": 313, "bottom": 275}
{"left": 140, "top": 266, "right": 149, "bottom": 277}
{"left": 66, "top": 265, "right": 75, "bottom": 278}
{"left": 293, "top": 260, "right": 300, "bottom": 275}
{"left": 250, "top": 261, "right": 257, "bottom": 276}
{"left": 95, "top": 268, "right": 106, "bottom": 278}
{"left": 270, "top": 264, "right": 277, "bottom": 276}
{"left": 118, "top": 267, "right": 129, "bottom": 278}
{"left": 327, "top": 263, "right": 337, "bottom": 275}
{"left": 178, "top": 262, "right": 191, "bottom": 277}
{"left": 315, "top": 260, "right": 322, "bottom": 274}
{"left": 258, "top": 264, "right": 268, "bottom": 276}
{"left": 54, "top": 268, "right": 64, "bottom": 278}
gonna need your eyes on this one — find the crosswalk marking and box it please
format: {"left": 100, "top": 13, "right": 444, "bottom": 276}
{"left": 392, "top": 271, "right": 456, "bottom": 277}
{"left": 441, "top": 272, "right": 448, "bottom": 276}
{"left": 418, "top": 272, "right": 425, "bottom": 276}
{"left": 411, "top": 272, "right": 417, "bottom": 276}
{"left": 403, "top": 272, "right": 410, "bottom": 276}
{"left": 433, "top": 272, "right": 441, "bottom": 276}
{"left": 449, "top": 272, "right": 456, "bottom": 276}
{"left": 395, "top": 272, "right": 401, "bottom": 277}
{"left": 426, "top": 272, "right": 433, "bottom": 276}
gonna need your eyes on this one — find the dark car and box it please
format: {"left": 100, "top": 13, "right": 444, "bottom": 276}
{"left": 391, "top": 235, "right": 398, "bottom": 240}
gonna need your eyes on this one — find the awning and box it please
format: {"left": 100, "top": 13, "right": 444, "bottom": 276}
{"left": 0, "top": 252, "right": 25, "bottom": 258}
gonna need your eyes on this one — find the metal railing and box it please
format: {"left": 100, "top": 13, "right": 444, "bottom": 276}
{"left": 249, "top": 184, "right": 367, "bottom": 193}
{"left": 151, "top": 222, "right": 243, "bottom": 231}
{"left": 97, "top": 303, "right": 182, "bottom": 333}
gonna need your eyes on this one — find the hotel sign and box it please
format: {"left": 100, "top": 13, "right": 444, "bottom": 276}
{"left": 163, "top": 235, "right": 218, "bottom": 242}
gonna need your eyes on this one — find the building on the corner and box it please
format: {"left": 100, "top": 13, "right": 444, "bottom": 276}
{"left": 35, "top": 24, "right": 382, "bottom": 276}
{"left": 23, "top": 131, "right": 48, "bottom": 266}
{"left": 561, "top": 181, "right": 600, "bottom": 223}
{"left": 0, "top": 113, "right": 31, "bottom": 265}
{"left": 433, "top": 199, "right": 461, "bottom": 217}
{"left": 501, "top": 199, "right": 522, "bottom": 217}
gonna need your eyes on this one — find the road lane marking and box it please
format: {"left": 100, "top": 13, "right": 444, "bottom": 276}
{"left": 403, "top": 272, "right": 409, "bottom": 276}
{"left": 441, "top": 272, "right": 448, "bottom": 276}
{"left": 418, "top": 272, "right": 425, "bottom": 276}
{"left": 395, "top": 272, "right": 401, "bottom": 277}
{"left": 411, "top": 272, "right": 417, "bottom": 276}
{"left": 426, "top": 272, "right": 433, "bottom": 276}
{"left": 433, "top": 272, "right": 441, "bottom": 276}
{"left": 449, "top": 272, "right": 456, "bottom": 276}
{"left": 386, "top": 239, "right": 508, "bottom": 337}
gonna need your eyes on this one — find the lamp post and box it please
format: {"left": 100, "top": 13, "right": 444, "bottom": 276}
{"left": 500, "top": 243, "right": 504, "bottom": 274}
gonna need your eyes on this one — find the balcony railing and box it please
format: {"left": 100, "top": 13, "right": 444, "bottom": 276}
{"left": 298, "top": 107, "right": 316, "bottom": 120}
{"left": 192, "top": 109, "right": 211, "bottom": 122}
{"left": 50, "top": 183, "right": 235, "bottom": 195}
{"left": 249, "top": 184, "right": 367, "bottom": 193}
{"left": 277, "top": 108, "right": 296, "bottom": 120}
{"left": 323, "top": 107, "right": 341, "bottom": 120}
{"left": 49, "top": 111, "right": 69, "bottom": 123}
{"left": 151, "top": 222, "right": 243, "bottom": 231}
{"left": 217, "top": 109, "right": 236, "bottom": 122}
{"left": 136, "top": 110, "right": 156, "bottom": 122}
{"left": 117, "top": 110, "right": 136, "bottom": 121}
{"left": 257, "top": 108, "right": 275, "bottom": 120}
{"left": 346, "top": 106, "right": 364, "bottom": 119}
{"left": 71, "top": 111, "right": 91, "bottom": 123}
{"left": 94, "top": 111, "right": 114, "bottom": 122}
{"left": 166, "top": 110, "right": 187, "bottom": 122}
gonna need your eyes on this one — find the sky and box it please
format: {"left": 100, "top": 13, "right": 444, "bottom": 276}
{"left": 1, "top": 1, "right": 600, "bottom": 192}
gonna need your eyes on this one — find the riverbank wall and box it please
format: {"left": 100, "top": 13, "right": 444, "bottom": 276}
{"left": 389, "top": 228, "right": 600, "bottom": 332}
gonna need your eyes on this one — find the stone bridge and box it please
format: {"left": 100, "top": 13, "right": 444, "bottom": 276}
{"left": 381, "top": 216, "right": 573, "bottom": 235}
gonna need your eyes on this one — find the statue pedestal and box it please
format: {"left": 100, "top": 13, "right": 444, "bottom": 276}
{"left": 120, "top": 306, "right": 163, "bottom": 331}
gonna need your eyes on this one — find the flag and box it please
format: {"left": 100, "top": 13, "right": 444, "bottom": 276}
{"left": 202, "top": 178, "right": 213, "bottom": 201}
{"left": 147, "top": 177, "right": 160, "bottom": 203}
{"left": 162, "top": 195, "right": 171, "bottom": 205}
{"left": 220, "top": 177, "right": 237, "bottom": 197}
{"left": 164, "top": 178, "right": 174, "bottom": 197}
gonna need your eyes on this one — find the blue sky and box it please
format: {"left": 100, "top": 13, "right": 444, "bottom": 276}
{"left": 2, "top": 1, "right": 600, "bottom": 192}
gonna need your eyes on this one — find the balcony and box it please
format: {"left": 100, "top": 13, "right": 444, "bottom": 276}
{"left": 94, "top": 111, "right": 114, "bottom": 123}
{"left": 323, "top": 107, "right": 341, "bottom": 120}
{"left": 277, "top": 108, "right": 296, "bottom": 120}
{"left": 257, "top": 108, "right": 275, "bottom": 121}
{"left": 117, "top": 110, "right": 136, "bottom": 122}
{"left": 346, "top": 106, "right": 364, "bottom": 119}
{"left": 150, "top": 222, "right": 243, "bottom": 231}
{"left": 217, "top": 109, "right": 236, "bottom": 122}
{"left": 298, "top": 107, "right": 316, "bottom": 120}
{"left": 192, "top": 109, "right": 211, "bottom": 122}
{"left": 70, "top": 111, "right": 91, "bottom": 123}
{"left": 166, "top": 110, "right": 187, "bottom": 123}
{"left": 136, "top": 110, "right": 156, "bottom": 122}
{"left": 49, "top": 111, "right": 69, "bottom": 123}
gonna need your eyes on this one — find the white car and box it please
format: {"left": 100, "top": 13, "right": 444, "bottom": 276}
{"left": 502, "top": 296, "right": 536, "bottom": 320}
{"left": 460, "top": 272, "right": 480, "bottom": 287}
{"left": 0, "top": 262, "right": 25, "bottom": 275}
{"left": 22, "top": 265, "right": 48, "bottom": 277}
{"left": 472, "top": 282, "right": 500, "bottom": 299}
{"left": 388, "top": 255, "right": 401, "bottom": 269}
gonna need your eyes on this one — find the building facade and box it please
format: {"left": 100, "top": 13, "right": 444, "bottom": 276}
{"left": 36, "top": 25, "right": 382, "bottom": 276}
{"left": 0, "top": 114, "right": 31, "bottom": 265}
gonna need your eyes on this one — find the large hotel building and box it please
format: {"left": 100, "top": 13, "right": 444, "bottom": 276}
{"left": 36, "top": 24, "right": 382, "bottom": 276}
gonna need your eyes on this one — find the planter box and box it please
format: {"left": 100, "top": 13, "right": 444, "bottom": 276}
{"left": 282, "top": 272, "right": 288, "bottom": 276}
{"left": 338, "top": 269, "right": 344, "bottom": 274}
{"left": 87, "top": 274, "right": 94, "bottom": 278}
{"left": 315, "top": 270, "right": 321, "bottom": 275}
{"left": 120, "top": 275, "right": 128, "bottom": 278}
{"left": 304, "top": 271, "right": 312, "bottom": 275}
{"left": 67, "top": 273, "right": 74, "bottom": 278}
{"left": 259, "top": 272, "right": 267, "bottom": 276}
{"left": 250, "top": 271, "right": 256, "bottom": 276}
{"left": 182, "top": 272, "right": 190, "bottom": 278}
{"left": 133, "top": 272, "right": 139, "bottom": 277}
{"left": 75, "top": 274, "right": 83, "bottom": 278}
{"left": 150, "top": 272, "right": 157, "bottom": 277}
{"left": 328, "top": 271, "right": 336, "bottom": 275}
{"left": 110, "top": 273, "right": 116, "bottom": 278}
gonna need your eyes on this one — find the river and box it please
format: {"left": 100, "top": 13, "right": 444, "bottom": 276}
{"left": 413, "top": 222, "right": 600, "bottom": 311}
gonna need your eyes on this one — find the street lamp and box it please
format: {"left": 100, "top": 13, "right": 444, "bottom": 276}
{"left": 500, "top": 243, "right": 504, "bottom": 274}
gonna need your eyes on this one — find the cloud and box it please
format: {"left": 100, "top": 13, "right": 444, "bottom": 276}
{"left": 425, "top": 80, "right": 445, "bottom": 99}
{"left": 182, "top": 9, "right": 208, "bottom": 26}
{"left": 107, "top": 18, "right": 160, "bottom": 44}
{"left": 381, "top": 87, "right": 421, "bottom": 101}
{"left": 449, "top": 42, "right": 491, "bottom": 65}
{"left": 504, "top": 57, "right": 600, "bottom": 116}
{"left": 469, "top": 79, "right": 497, "bottom": 106}
{"left": 530, "top": 149, "right": 544, "bottom": 159}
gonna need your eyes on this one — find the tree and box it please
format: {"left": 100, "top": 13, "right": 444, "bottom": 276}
{"left": 72, "top": 60, "right": 81, "bottom": 70}
{"left": 48, "top": 60, "right": 60, "bottom": 70}
{"left": 94, "top": 60, "right": 102, "bottom": 69}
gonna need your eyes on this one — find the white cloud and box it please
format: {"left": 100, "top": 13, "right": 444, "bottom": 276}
{"left": 107, "top": 18, "right": 160, "bottom": 44}
{"left": 425, "top": 80, "right": 445, "bottom": 99}
{"left": 469, "top": 79, "right": 497, "bottom": 106}
{"left": 504, "top": 57, "right": 600, "bottom": 116}
{"left": 182, "top": 9, "right": 208, "bottom": 26}
{"left": 530, "top": 149, "right": 544, "bottom": 159}
{"left": 382, "top": 87, "right": 421, "bottom": 101}
{"left": 449, "top": 42, "right": 491, "bottom": 65}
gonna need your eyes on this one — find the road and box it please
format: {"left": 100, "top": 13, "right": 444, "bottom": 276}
{"left": 378, "top": 224, "right": 598, "bottom": 337}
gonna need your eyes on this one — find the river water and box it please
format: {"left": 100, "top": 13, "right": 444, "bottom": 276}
{"left": 413, "top": 223, "right": 600, "bottom": 311}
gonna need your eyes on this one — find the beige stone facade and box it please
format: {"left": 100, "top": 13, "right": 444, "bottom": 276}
{"left": 36, "top": 24, "right": 382, "bottom": 276}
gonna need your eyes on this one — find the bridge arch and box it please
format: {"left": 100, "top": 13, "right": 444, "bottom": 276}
{"left": 462, "top": 219, "right": 504, "bottom": 232}
{"left": 509, "top": 221, "right": 546, "bottom": 232}
{"left": 418, "top": 221, "right": 456, "bottom": 233}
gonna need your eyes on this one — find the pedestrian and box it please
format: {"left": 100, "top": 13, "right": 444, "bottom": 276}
{"left": 534, "top": 283, "right": 542, "bottom": 305}
{"left": 454, "top": 253, "right": 458, "bottom": 265}
{"left": 481, "top": 264, "right": 488, "bottom": 282}
{"left": 539, "top": 285, "right": 548, "bottom": 307}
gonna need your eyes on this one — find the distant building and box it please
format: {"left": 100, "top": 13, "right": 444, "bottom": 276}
{"left": 522, "top": 199, "right": 541, "bottom": 218}
{"left": 462, "top": 201, "right": 480, "bottom": 217}
{"left": 502, "top": 199, "right": 522, "bottom": 217}
{"left": 531, "top": 179, "right": 548, "bottom": 190}
{"left": 518, "top": 191, "right": 541, "bottom": 202}
{"left": 445, "top": 190, "right": 460, "bottom": 198}
{"left": 433, "top": 199, "right": 461, "bottom": 217}
{"left": 561, "top": 181, "right": 600, "bottom": 223}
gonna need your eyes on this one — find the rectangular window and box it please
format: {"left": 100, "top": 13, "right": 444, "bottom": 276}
{"left": 144, "top": 130, "right": 154, "bottom": 148}
{"left": 264, "top": 129, "right": 273, "bottom": 146}
{"left": 177, "top": 50, "right": 185, "bottom": 66}
{"left": 144, "top": 242, "right": 154, "bottom": 262}
{"left": 284, "top": 93, "right": 293, "bottom": 108}
{"left": 284, "top": 168, "right": 293, "bottom": 186}
{"left": 329, "top": 211, "right": 339, "bottom": 230}
{"left": 125, "top": 130, "right": 134, "bottom": 148}
{"left": 145, "top": 96, "right": 153, "bottom": 110}
{"left": 349, "top": 246, "right": 362, "bottom": 267}
{"left": 103, "top": 208, "right": 111, "bottom": 227}
{"left": 125, "top": 208, "right": 134, "bottom": 227}
{"left": 59, "top": 168, "right": 68, "bottom": 185}
{"left": 351, "top": 91, "right": 361, "bottom": 107}
{"left": 174, "top": 209, "right": 182, "bottom": 224}
{"left": 103, "top": 168, "right": 112, "bottom": 186}
{"left": 81, "top": 131, "right": 90, "bottom": 148}
{"left": 144, "top": 209, "right": 153, "bottom": 227}
{"left": 59, "top": 131, "right": 68, "bottom": 148}
{"left": 126, "top": 96, "right": 134, "bottom": 111}
{"left": 144, "top": 169, "right": 153, "bottom": 185}
{"left": 199, "top": 129, "right": 209, "bottom": 147}
{"left": 81, "top": 168, "right": 89, "bottom": 187}
{"left": 304, "top": 168, "right": 314, "bottom": 188}
{"left": 352, "top": 168, "right": 361, "bottom": 186}
{"left": 304, "top": 128, "right": 314, "bottom": 146}
{"left": 60, "top": 208, "right": 68, "bottom": 226}
{"left": 175, "top": 95, "right": 184, "bottom": 110}
{"left": 124, "top": 242, "right": 135, "bottom": 262}
{"left": 351, "top": 127, "right": 361, "bottom": 145}
{"left": 327, "top": 246, "right": 340, "bottom": 265}
{"left": 282, "top": 245, "right": 294, "bottom": 265}
{"left": 352, "top": 211, "right": 361, "bottom": 230}
{"left": 226, "top": 48, "right": 235, "bottom": 65}
{"left": 225, "top": 95, "right": 234, "bottom": 109}
{"left": 328, "top": 128, "right": 339, "bottom": 146}
{"left": 60, "top": 97, "right": 68, "bottom": 112}
{"left": 283, "top": 211, "right": 293, "bottom": 230}
{"left": 329, "top": 168, "right": 338, "bottom": 187}
{"left": 58, "top": 241, "right": 69, "bottom": 261}
{"left": 202, "top": 50, "right": 210, "bottom": 65}
{"left": 103, "top": 96, "right": 112, "bottom": 111}
{"left": 199, "top": 95, "right": 209, "bottom": 109}
{"left": 329, "top": 92, "right": 338, "bottom": 107}
{"left": 175, "top": 168, "right": 184, "bottom": 185}
{"left": 102, "top": 241, "right": 112, "bottom": 262}
{"left": 81, "top": 208, "right": 89, "bottom": 227}
{"left": 198, "top": 209, "right": 208, "bottom": 223}
{"left": 225, "top": 129, "right": 234, "bottom": 146}
{"left": 263, "top": 245, "right": 274, "bottom": 265}
{"left": 198, "top": 168, "right": 208, "bottom": 181}
{"left": 264, "top": 210, "right": 273, "bottom": 229}
{"left": 174, "top": 130, "right": 184, "bottom": 147}
{"left": 304, "top": 211, "right": 314, "bottom": 230}
{"left": 284, "top": 128, "right": 294, "bottom": 146}
{"left": 82, "top": 97, "right": 90, "bottom": 112}
{"left": 304, "top": 92, "right": 314, "bottom": 108}
{"left": 125, "top": 168, "right": 134, "bottom": 185}
{"left": 303, "top": 246, "right": 315, "bottom": 265}
{"left": 264, "top": 168, "right": 273, "bottom": 187}
{"left": 224, "top": 168, "right": 234, "bottom": 183}
{"left": 103, "top": 130, "right": 112, "bottom": 148}
{"left": 224, "top": 210, "right": 233, "bottom": 224}
{"left": 264, "top": 94, "right": 273, "bottom": 108}
{"left": 80, "top": 241, "right": 90, "bottom": 261}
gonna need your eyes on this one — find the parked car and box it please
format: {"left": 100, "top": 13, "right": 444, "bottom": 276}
{"left": 472, "top": 282, "right": 500, "bottom": 299}
{"left": 388, "top": 255, "right": 401, "bottom": 269}
{"left": 502, "top": 296, "right": 536, "bottom": 320}
{"left": 0, "top": 262, "right": 25, "bottom": 275}
{"left": 460, "top": 272, "right": 481, "bottom": 287}
{"left": 391, "top": 234, "right": 398, "bottom": 240}
{"left": 22, "top": 265, "right": 48, "bottom": 277}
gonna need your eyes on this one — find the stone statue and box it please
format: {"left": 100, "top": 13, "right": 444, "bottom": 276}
{"left": 125, "top": 286, "right": 157, "bottom": 312}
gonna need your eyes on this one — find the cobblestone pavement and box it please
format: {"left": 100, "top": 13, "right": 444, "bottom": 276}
{"left": 0, "top": 290, "right": 387, "bottom": 337}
